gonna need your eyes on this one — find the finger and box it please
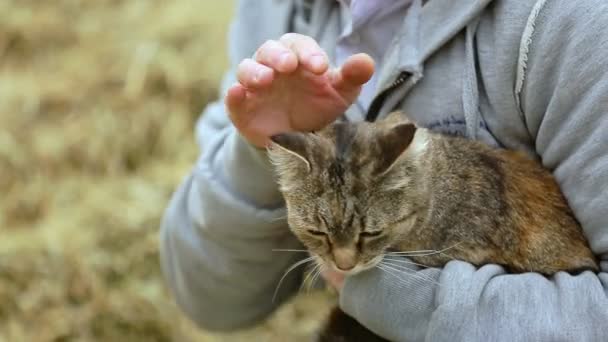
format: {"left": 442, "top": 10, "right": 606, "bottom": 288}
{"left": 331, "top": 53, "right": 375, "bottom": 91}
{"left": 225, "top": 83, "right": 259, "bottom": 143}
{"left": 236, "top": 58, "right": 274, "bottom": 89}
{"left": 279, "top": 33, "right": 328, "bottom": 74}
{"left": 254, "top": 40, "right": 298, "bottom": 73}
{"left": 225, "top": 83, "right": 247, "bottom": 118}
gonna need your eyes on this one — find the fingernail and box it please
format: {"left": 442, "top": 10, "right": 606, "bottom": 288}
{"left": 254, "top": 68, "right": 266, "bottom": 83}
{"left": 278, "top": 52, "right": 291, "bottom": 68}
{"left": 309, "top": 55, "right": 326, "bottom": 71}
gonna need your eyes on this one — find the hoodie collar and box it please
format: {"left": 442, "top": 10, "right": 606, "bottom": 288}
{"left": 376, "top": 0, "right": 494, "bottom": 93}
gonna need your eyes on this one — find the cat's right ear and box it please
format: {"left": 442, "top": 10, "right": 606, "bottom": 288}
{"left": 376, "top": 123, "right": 417, "bottom": 174}
{"left": 268, "top": 132, "right": 312, "bottom": 173}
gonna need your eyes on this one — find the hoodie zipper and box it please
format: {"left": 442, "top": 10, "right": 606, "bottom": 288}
{"left": 365, "top": 72, "right": 409, "bottom": 122}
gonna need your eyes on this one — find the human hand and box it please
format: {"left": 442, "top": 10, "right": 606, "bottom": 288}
{"left": 225, "top": 33, "right": 375, "bottom": 148}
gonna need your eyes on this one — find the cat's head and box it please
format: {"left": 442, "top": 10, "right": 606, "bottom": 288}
{"left": 268, "top": 112, "right": 428, "bottom": 275}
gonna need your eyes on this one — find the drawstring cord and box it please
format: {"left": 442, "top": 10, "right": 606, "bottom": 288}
{"left": 462, "top": 17, "right": 481, "bottom": 139}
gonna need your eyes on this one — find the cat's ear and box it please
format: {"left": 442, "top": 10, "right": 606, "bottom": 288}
{"left": 268, "top": 132, "right": 312, "bottom": 173}
{"left": 376, "top": 123, "right": 417, "bottom": 174}
{"left": 383, "top": 111, "right": 407, "bottom": 125}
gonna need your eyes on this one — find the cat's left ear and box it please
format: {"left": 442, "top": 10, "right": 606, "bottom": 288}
{"left": 268, "top": 132, "right": 312, "bottom": 172}
{"left": 376, "top": 123, "right": 417, "bottom": 174}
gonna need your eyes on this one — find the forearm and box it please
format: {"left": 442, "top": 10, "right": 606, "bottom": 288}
{"left": 203, "top": 121, "right": 284, "bottom": 208}
{"left": 161, "top": 100, "right": 303, "bottom": 329}
{"left": 160, "top": 137, "right": 303, "bottom": 330}
{"left": 429, "top": 260, "right": 608, "bottom": 342}
{"left": 340, "top": 259, "right": 608, "bottom": 342}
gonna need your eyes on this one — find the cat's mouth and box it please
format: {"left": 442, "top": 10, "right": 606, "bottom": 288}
{"left": 327, "top": 255, "right": 384, "bottom": 276}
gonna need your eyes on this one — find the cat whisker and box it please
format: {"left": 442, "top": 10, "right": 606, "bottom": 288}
{"left": 380, "top": 260, "right": 439, "bottom": 284}
{"left": 271, "top": 215, "right": 288, "bottom": 222}
{"left": 439, "top": 252, "right": 455, "bottom": 260}
{"left": 382, "top": 257, "right": 434, "bottom": 269}
{"left": 309, "top": 265, "right": 324, "bottom": 290}
{"left": 300, "top": 262, "right": 322, "bottom": 293}
{"left": 312, "top": 264, "right": 326, "bottom": 291}
{"left": 273, "top": 256, "right": 316, "bottom": 302}
{"left": 375, "top": 264, "right": 435, "bottom": 288}
{"left": 272, "top": 248, "right": 310, "bottom": 253}
{"left": 375, "top": 264, "right": 403, "bottom": 283}
{"left": 375, "top": 264, "right": 407, "bottom": 280}
{"left": 384, "top": 250, "right": 436, "bottom": 256}
{"left": 378, "top": 262, "right": 441, "bottom": 287}
{"left": 386, "top": 250, "right": 437, "bottom": 255}
{"left": 387, "top": 250, "right": 436, "bottom": 254}
{"left": 384, "top": 242, "right": 463, "bottom": 258}
{"left": 378, "top": 265, "right": 441, "bottom": 288}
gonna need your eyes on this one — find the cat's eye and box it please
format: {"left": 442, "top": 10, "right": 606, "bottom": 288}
{"left": 307, "top": 229, "right": 327, "bottom": 237}
{"left": 359, "top": 231, "right": 382, "bottom": 238}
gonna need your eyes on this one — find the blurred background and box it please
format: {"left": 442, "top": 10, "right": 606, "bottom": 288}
{"left": 0, "top": 1, "right": 331, "bottom": 341}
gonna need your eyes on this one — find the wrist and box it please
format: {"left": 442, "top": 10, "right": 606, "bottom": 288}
{"left": 211, "top": 130, "right": 283, "bottom": 208}
{"left": 241, "top": 131, "right": 271, "bottom": 149}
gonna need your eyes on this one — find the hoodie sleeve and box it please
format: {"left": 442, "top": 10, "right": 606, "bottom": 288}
{"left": 340, "top": 1, "right": 608, "bottom": 341}
{"left": 159, "top": 0, "right": 306, "bottom": 332}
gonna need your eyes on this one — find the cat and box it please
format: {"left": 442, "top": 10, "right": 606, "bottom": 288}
{"left": 268, "top": 111, "right": 599, "bottom": 342}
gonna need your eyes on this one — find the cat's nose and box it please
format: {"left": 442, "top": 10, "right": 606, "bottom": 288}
{"left": 333, "top": 247, "right": 357, "bottom": 271}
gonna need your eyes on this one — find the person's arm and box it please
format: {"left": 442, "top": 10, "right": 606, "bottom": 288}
{"left": 159, "top": 1, "right": 305, "bottom": 331}
{"left": 161, "top": 0, "right": 375, "bottom": 331}
{"left": 339, "top": 1, "right": 608, "bottom": 341}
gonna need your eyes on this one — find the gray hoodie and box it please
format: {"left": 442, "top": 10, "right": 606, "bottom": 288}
{"left": 160, "top": 0, "right": 608, "bottom": 341}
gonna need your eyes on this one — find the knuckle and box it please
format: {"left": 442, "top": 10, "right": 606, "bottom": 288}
{"left": 258, "top": 40, "right": 275, "bottom": 52}
{"left": 242, "top": 58, "right": 256, "bottom": 68}
{"left": 236, "top": 61, "right": 253, "bottom": 80}
{"left": 236, "top": 60, "right": 249, "bottom": 73}
{"left": 256, "top": 40, "right": 279, "bottom": 60}
{"left": 280, "top": 32, "right": 298, "bottom": 41}
{"left": 301, "top": 35, "right": 316, "bottom": 44}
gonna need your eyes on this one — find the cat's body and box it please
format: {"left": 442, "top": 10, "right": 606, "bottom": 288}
{"left": 389, "top": 129, "right": 597, "bottom": 274}
{"left": 268, "top": 112, "right": 598, "bottom": 341}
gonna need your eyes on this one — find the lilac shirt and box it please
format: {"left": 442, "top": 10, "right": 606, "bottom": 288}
{"left": 336, "top": 0, "right": 412, "bottom": 110}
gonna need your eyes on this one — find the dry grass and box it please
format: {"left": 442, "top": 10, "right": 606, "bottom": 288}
{"left": 0, "top": 1, "right": 332, "bottom": 341}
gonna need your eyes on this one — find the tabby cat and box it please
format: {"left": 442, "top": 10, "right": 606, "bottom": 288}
{"left": 268, "top": 112, "right": 598, "bottom": 341}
